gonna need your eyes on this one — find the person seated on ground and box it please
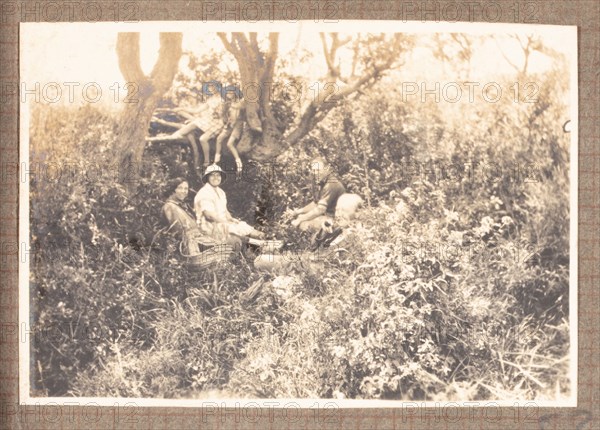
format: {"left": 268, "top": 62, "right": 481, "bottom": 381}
{"left": 214, "top": 92, "right": 246, "bottom": 173}
{"left": 194, "top": 164, "right": 278, "bottom": 252}
{"left": 290, "top": 157, "right": 347, "bottom": 232}
{"left": 162, "top": 177, "right": 225, "bottom": 257}
{"left": 171, "top": 95, "right": 224, "bottom": 168}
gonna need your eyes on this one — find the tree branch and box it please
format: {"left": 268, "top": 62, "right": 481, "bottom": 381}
{"left": 116, "top": 33, "right": 146, "bottom": 82}
{"left": 261, "top": 33, "right": 279, "bottom": 82}
{"left": 287, "top": 36, "right": 402, "bottom": 146}
{"left": 249, "top": 32, "right": 260, "bottom": 60}
{"left": 145, "top": 134, "right": 188, "bottom": 143}
{"left": 150, "top": 33, "right": 183, "bottom": 84}
{"left": 150, "top": 117, "right": 184, "bottom": 129}
{"left": 259, "top": 33, "right": 280, "bottom": 122}
{"left": 217, "top": 32, "right": 241, "bottom": 59}
{"left": 494, "top": 37, "right": 521, "bottom": 73}
{"left": 320, "top": 33, "right": 335, "bottom": 75}
{"left": 320, "top": 33, "right": 350, "bottom": 78}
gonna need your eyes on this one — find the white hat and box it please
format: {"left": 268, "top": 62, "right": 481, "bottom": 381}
{"left": 202, "top": 164, "right": 227, "bottom": 183}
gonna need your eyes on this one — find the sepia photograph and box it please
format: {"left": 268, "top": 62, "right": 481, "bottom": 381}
{"left": 19, "top": 20, "right": 577, "bottom": 406}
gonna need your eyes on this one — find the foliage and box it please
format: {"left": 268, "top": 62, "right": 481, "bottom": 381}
{"left": 30, "top": 40, "right": 571, "bottom": 401}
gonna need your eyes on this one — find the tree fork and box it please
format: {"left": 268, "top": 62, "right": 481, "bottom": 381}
{"left": 115, "top": 32, "right": 183, "bottom": 190}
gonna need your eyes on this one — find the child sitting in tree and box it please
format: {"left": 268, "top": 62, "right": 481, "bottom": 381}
{"left": 171, "top": 95, "right": 224, "bottom": 169}
{"left": 214, "top": 91, "right": 245, "bottom": 173}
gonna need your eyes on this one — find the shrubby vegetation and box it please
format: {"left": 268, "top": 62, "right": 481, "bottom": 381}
{"left": 29, "top": 41, "right": 571, "bottom": 401}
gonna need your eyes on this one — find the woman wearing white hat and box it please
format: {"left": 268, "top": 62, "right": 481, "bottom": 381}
{"left": 194, "top": 164, "right": 270, "bottom": 249}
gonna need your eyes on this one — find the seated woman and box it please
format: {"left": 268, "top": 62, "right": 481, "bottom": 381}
{"left": 194, "top": 164, "right": 275, "bottom": 251}
{"left": 162, "top": 177, "right": 224, "bottom": 257}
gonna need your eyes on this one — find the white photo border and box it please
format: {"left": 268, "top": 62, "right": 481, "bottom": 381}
{"left": 19, "top": 19, "right": 578, "bottom": 408}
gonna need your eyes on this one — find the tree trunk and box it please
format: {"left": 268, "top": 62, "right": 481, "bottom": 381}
{"left": 217, "top": 32, "right": 283, "bottom": 162}
{"left": 115, "top": 33, "right": 183, "bottom": 190}
{"left": 219, "top": 33, "right": 410, "bottom": 160}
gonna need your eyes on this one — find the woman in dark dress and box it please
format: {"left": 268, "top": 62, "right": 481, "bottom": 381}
{"left": 162, "top": 178, "right": 220, "bottom": 257}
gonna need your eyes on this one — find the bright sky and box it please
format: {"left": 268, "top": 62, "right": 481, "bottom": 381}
{"left": 20, "top": 21, "right": 576, "bottom": 108}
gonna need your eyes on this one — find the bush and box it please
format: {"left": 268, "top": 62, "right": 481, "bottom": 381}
{"left": 30, "top": 60, "right": 570, "bottom": 400}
